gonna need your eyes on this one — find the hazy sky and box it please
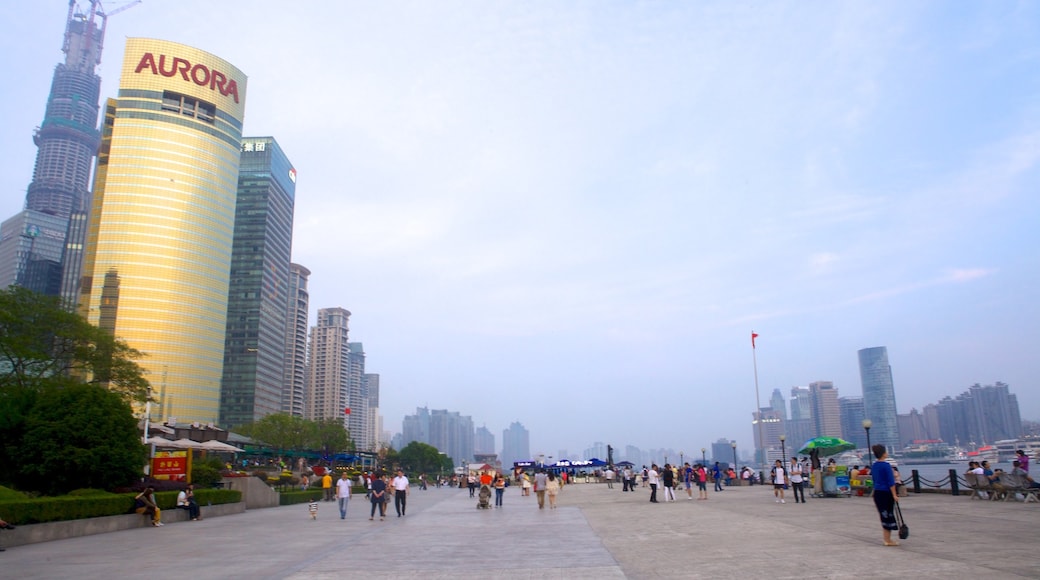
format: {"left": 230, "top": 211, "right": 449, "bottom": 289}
{"left": 1, "top": 1, "right": 1037, "bottom": 458}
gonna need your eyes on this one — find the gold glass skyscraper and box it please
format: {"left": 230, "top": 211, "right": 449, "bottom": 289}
{"left": 80, "top": 38, "right": 248, "bottom": 424}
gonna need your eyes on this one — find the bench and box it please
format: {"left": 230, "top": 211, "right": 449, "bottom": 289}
{"left": 964, "top": 472, "right": 997, "bottom": 500}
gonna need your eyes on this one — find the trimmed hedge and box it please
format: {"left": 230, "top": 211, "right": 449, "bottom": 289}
{"left": 279, "top": 486, "right": 367, "bottom": 506}
{"left": 0, "top": 489, "right": 241, "bottom": 525}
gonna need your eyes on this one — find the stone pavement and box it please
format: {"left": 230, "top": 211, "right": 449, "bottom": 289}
{"left": 1, "top": 482, "right": 1037, "bottom": 579}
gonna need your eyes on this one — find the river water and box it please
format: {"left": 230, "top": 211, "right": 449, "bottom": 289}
{"left": 895, "top": 462, "right": 1017, "bottom": 490}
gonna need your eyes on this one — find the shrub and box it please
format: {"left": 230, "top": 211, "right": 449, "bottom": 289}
{"left": 67, "top": 488, "right": 114, "bottom": 497}
{"left": 0, "top": 489, "right": 241, "bottom": 524}
{"left": 0, "top": 485, "right": 28, "bottom": 501}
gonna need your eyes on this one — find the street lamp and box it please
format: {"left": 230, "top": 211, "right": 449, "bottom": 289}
{"left": 779, "top": 435, "right": 787, "bottom": 467}
{"left": 731, "top": 441, "right": 738, "bottom": 472}
{"left": 862, "top": 419, "right": 873, "bottom": 462}
{"left": 701, "top": 448, "right": 706, "bottom": 465}
{"left": 680, "top": 451, "right": 684, "bottom": 466}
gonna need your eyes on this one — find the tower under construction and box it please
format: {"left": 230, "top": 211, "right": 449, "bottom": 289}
{"left": 0, "top": 1, "right": 122, "bottom": 303}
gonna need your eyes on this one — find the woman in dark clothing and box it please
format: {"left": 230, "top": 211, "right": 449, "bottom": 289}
{"left": 870, "top": 444, "right": 900, "bottom": 546}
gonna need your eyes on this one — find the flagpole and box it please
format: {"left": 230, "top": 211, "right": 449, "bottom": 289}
{"left": 751, "top": 331, "right": 765, "bottom": 478}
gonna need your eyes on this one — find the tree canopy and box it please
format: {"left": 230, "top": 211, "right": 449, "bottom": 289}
{"left": 396, "top": 441, "right": 454, "bottom": 475}
{"left": 0, "top": 286, "right": 150, "bottom": 401}
{"left": 237, "top": 413, "right": 353, "bottom": 456}
{"left": 0, "top": 286, "right": 151, "bottom": 492}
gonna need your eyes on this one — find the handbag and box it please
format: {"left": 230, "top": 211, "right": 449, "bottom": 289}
{"left": 894, "top": 503, "right": 909, "bottom": 540}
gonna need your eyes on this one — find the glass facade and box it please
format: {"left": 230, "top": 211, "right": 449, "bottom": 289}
{"left": 219, "top": 137, "right": 296, "bottom": 429}
{"left": 858, "top": 346, "right": 900, "bottom": 451}
{"left": 80, "top": 39, "right": 248, "bottom": 424}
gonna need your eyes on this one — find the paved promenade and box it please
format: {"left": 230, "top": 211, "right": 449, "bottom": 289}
{"left": 1, "top": 483, "right": 1036, "bottom": 579}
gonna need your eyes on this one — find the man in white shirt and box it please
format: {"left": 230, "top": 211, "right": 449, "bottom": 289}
{"left": 392, "top": 469, "right": 410, "bottom": 517}
{"left": 648, "top": 465, "right": 660, "bottom": 503}
{"left": 771, "top": 460, "right": 786, "bottom": 503}
{"left": 604, "top": 467, "right": 615, "bottom": 489}
{"left": 789, "top": 457, "right": 805, "bottom": 503}
{"left": 335, "top": 472, "right": 352, "bottom": 520}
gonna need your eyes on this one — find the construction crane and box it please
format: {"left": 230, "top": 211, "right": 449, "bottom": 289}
{"left": 96, "top": 0, "right": 142, "bottom": 65}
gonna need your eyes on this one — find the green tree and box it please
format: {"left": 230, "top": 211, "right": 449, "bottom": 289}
{"left": 246, "top": 413, "right": 311, "bottom": 453}
{"left": 312, "top": 417, "right": 352, "bottom": 457}
{"left": 0, "top": 287, "right": 149, "bottom": 401}
{"left": 396, "top": 441, "right": 453, "bottom": 475}
{"left": 0, "top": 287, "right": 151, "bottom": 490}
{"left": 15, "top": 383, "right": 147, "bottom": 495}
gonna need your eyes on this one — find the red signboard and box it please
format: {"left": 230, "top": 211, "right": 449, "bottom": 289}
{"left": 152, "top": 455, "right": 187, "bottom": 477}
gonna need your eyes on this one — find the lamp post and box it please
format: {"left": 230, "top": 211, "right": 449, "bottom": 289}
{"left": 779, "top": 435, "right": 787, "bottom": 467}
{"left": 701, "top": 448, "right": 706, "bottom": 465}
{"left": 731, "top": 441, "right": 738, "bottom": 471}
{"left": 680, "top": 451, "right": 684, "bottom": 467}
{"left": 862, "top": 419, "right": 873, "bottom": 462}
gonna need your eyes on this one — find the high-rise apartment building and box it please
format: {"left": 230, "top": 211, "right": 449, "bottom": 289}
{"left": 838, "top": 396, "right": 867, "bottom": 449}
{"left": 475, "top": 426, "right": 495, "bottom": 455}
{"left": 858, "top": 347, "right": 900, "bottom": 451}
{"left": 305, "top": 308, "right": 351, "bottom": 433}
{"left": 364, "top": 373, "right": 381, "bottom": 450}
{"left": 935, "top": 382, "right": 1022, "bottom": 446}
{"left": 346, "top": 342, "right": 370, "bottom": 451}
{"left": 770, "top": 388, "right": 787, "bottom": 420}
{"left": 501, "top": 421, "right": 531, "bottom": 469}
{"left": 79, "top": 39, "right": 247, "bottom": 424}
{"left": 282, "top": 263, "right": 311, "bottom": 417}
{"left": 401, "top": 406, "right": 473, "bottom": 466}
{"left": 0, "top": 3, "right": 106, "bottom": 297}
{"left": 219, "top": 137, "right": 296, "bottom": 429}
{"left": 809, "top": 381, "right": 843, "bottom": 438}
{"left": 711, "top": 438, "right": 736, "bottom": 465}
{"left": 897, "top": 408, "right": 929, "bottom": 444}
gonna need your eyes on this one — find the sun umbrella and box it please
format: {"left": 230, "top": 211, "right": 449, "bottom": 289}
{"left": 797, "top": 436, "right": 856, "bottom": 457}
{"left": 200, "top": 440, "right": 246, "bottom": 453}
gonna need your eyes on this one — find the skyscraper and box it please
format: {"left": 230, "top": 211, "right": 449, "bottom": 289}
{"left": 838, "top": 396, "right": 867, "bottom": 449}
{"left": 306, "top": 308, "right": 351, "bottom": 428}
{"left": 770, "top": 388, "right": 787, "bottom": 420}
{"left": 282, "top": 263, "right": 311, "bottom": 417}
{"left": 808, "top": 381, "right": 843, "bottom": 438}
{"left": 401, "top": 406, "right": 473, "bottom": 466}
{"left": 501, "top": 421, "right": 530, "bottom": 470}
{"left": 858, "top": 347, "right": 900, "bottom": 451}
{"left": 346, "top": 342, "right": 370, "bottom": 451}
{"left": 79, "top": 39, "right": 248, "bottom": 424}
{"left": 475, "top": 426, "right": 495, "bottom": 455}
{"left": 364, "top": 373, "right": 381, "bottom": 450}
{"left": 219, "top": 137, "right": 296, "bottom": 429}
{"left": 0, "top": 3, "right": 106, "bottom": 296}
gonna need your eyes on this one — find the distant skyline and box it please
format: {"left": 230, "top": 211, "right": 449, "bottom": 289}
{"left": 1, "top": 2, "right": 1036, "bottom": 456}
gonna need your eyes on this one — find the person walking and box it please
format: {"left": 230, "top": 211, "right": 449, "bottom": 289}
{"left": 661, "top": 464, "right": 676, "bottom": 502}
{"left": 789, "top": 456, "right": 805, "bottom": 503}
{"left": 696, "top": 464, "right": 709, "bottom": 500}
{"left": 546, "top": 472, "right": 562, "bottom": 509}
{"left": 771, "top": 460, "right": 786, "bottom": 504}
{"left": 870, "top": 444, "right": 901, "bottom": 546}
{"left": 713, "top": 462, "right": 724, "bottom": 492}
{"left": 494, "top": 473, "right": 506, "bottom": 508}
{"left": 648, "top": 464, "right": 660, "bottom": 503}
{"left": 534, "top": 469, "right": 548, "bottom": 509}
{"left": 369, "top": 471, "right": 387, "bottom": 521}
{"left": 604, "top": 467, "right": 615, "bottom": 489}
{"left": 322, "top": 471, "right": 334, "bottom": 502}
{"left": 392, "top": 469, "right": 410, "bottom": 517}
{"left": 336, "top": 472, "right": 352, "bottom": 519}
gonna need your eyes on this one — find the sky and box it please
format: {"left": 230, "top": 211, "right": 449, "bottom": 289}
{"left": 1, "top": 1, "right": 1037, "bottom": 458}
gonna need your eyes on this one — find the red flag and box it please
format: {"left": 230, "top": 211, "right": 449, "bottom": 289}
{"left": 344, "top": 407, "right": 351, "bottom": 415}
{"left": 751, "top": 332, "right": 759, "bottom": 349}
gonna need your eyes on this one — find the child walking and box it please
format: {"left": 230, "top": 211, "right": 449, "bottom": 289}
{"left": 308, "top": 498, "right": 319, "bottom": 520}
